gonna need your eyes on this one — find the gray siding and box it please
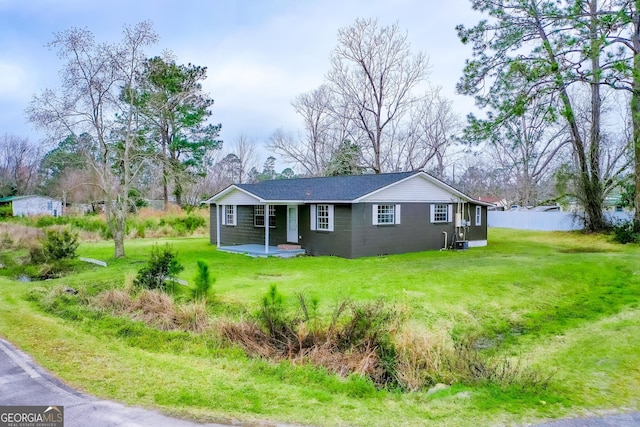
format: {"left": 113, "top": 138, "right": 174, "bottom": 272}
{"left": 209, "top": 205, "right": 217, "bottom": 245}
{"left": 210, "top": 204, "right": 288, "bottom": 246}
{"left": 210, "top": 202, "right": 488, "bottom": 258}
{"left": 299, "top": 204, "right": 353, "bottom": 258}
{"left": 463, "top": 203, "right": 488, "bottom": 241}
{"left": 351, "top": 203, "right": 454, "bottom": 258}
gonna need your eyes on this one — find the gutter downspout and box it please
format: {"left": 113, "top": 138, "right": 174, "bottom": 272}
{"left": 216, "top": 204, "right": 221, "bottom": 249}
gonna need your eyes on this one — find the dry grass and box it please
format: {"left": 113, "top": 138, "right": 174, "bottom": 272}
{"left": 94, "top": 287, "right": 209, "bottom": 332}
{"left": 394, "top": 325, "right": 456, "bottom": 390}
{"left": 136, "top": 205, "right": 183, "bottom": 219}
{"left": 216, "top": 318, "right": 387, "bottom": 383}
{"left": 0, "top": 223, "right": 43, "bottom": 249}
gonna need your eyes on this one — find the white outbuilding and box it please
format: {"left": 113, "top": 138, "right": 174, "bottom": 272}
{"left": 0, "top": 195, "right": 62, "bottom": 217}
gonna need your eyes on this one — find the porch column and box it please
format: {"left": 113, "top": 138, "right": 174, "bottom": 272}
{"left": 216, "top": 204, "right": 221, "bottom": 249}
{"left": 264, "top": 204, "right": 270, "bottom": 254}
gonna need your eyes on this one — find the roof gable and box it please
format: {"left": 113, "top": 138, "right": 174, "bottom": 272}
{"left": 358, "top": 173, "right": 458, "bottom": 202}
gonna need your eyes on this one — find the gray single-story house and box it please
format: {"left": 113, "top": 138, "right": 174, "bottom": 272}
{"left": 205, "top": 171, "right": 492, "bottom": 258}
{"left": 0, "top": 195, "right": 62, "bottom": 217}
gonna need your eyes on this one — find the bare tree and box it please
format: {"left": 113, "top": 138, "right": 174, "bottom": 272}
{"left": 231, "top": 134, "right": 258, "bottom": 183}
{"left": 402, "top": 87, "right": 461, "bottom": 177}
{"left": 326, "top": 18, "right": 429, "bottom": 173}
{"left": 268, "top": 85, "right": 345, "bottom": 176}
{"left": 0, "top": 134, "right": 42, "bottom": 197}
{"left": 27, "top": 22, "right": 158, "bottom": 258}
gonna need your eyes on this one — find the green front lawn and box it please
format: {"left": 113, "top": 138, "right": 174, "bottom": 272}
{"left": 0, "top": 228, "right": 638, "bottom": 426}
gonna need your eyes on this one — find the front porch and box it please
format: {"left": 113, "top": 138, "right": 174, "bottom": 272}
{"left": 218, "top": 244, "right": 305, "bottom": 258}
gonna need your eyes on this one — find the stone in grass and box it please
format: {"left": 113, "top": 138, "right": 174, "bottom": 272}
{"left": 427, "top": 383, "right": 450, "bottom": 395}
{"left": 64, "top": 287, "right": 78, "bottom": 295}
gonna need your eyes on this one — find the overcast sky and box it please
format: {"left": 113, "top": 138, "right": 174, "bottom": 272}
{"left": 0, "top": 0, "right": 483, "bottom": 160}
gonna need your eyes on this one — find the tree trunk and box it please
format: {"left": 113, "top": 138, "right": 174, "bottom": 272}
{"left": 584, "top": 0, "right": 606, "bottom": 232}
{"left": 113, "top": 227, "right": 125, "bottom": 258}
{"left": 174, "top": 175, "right": 183, "bottom": 206}
{"left": 633, "top": 0, "right": 640, "bottom": 229}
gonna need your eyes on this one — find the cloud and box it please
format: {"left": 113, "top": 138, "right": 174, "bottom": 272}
{"left": 0, "top": 60, "right": 29, "bottom": 100}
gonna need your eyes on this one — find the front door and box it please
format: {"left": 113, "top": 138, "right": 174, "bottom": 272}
{"left": 287, "top": 205, "right": 298, "bottom": 243}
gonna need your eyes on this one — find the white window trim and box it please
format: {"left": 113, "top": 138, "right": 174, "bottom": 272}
{"left": 372, "top": 204, "right": 401, "bottom": 225}
{"left": 222, "top": 204, "right": 236, "bottom": 226}
{"left": 430, "top": 203, "right": 452, "bottom": 223}
{"left": 475, "top": 206, "right": 482, "bottom": 226}
{"left": 310, "top": 204, "right": 334, "bottom": 232}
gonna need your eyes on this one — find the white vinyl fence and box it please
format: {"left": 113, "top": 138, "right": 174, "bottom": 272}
{"left": 488, "top": 211, "right": 632, "bottom": 231}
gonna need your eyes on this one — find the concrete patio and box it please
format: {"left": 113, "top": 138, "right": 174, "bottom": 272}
{"left": 217, "top": 244, "right": 305, "bottom": 258}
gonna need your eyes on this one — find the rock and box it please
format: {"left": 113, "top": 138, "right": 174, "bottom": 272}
{"left": 454, "top": 391, "right": 472, "bottom": 399}
{"left": 64, "top": 287, "right": 78, "bottom": 295}
{"left": 427, "top": 383, "right": 450, "bottom": 395}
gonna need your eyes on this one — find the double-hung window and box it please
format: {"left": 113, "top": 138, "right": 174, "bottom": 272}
{"left": 254, "top": 205, "right": 275, "bottom": 227}
{"left": 475, "top": 206, "right": 482, "bottom": 226}
{"left": 430, "top": 204, "right": 451, "bottom": 223}
{"left": 372, "top": 204, "right": 401, "bottom": 225}
{"left": 310, "top": 204, "right": 334, "bottom": 232}
{"left": 222, "top": 205, "right": 236, "bottom": 226}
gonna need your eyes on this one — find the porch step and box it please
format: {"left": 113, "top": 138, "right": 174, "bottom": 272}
{"left": 277, "top": 244, "right": 302, "bottom": 251}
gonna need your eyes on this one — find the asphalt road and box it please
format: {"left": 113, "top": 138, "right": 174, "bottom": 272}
{"left": 0, "top": 338, "right": 230, "bottom": 427}
{"left": 1, "top": 337, "right": 638, "bottom": 427}
{"left": 534, "top": 413, "right": 640, "bottom": 427}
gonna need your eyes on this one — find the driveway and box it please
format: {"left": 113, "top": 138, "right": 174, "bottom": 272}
{"left": 0, "top": 338, "right": 229, "bottom": 427}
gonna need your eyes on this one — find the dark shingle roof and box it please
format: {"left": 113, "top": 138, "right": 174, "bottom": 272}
{"left": 235, "top": 172, "right": 417, "bottom": 201}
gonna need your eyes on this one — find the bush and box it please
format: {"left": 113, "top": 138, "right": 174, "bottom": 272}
{"left": 133, "top": 244, "right": 184, "bottom": 292}
{"left": 191, "top": 260, "right": 214, "bottom": 301}
{"left": 159, "top": 215, "right": 206, "bottom": 235}
{"left": 612, "top": 219, "right": 639, "bottom": 244}
{"left": 41, "top": 228, "right": 79, "bottom": 261}
{"left": 0, "top": 204, "right": 12, "bottom": 218}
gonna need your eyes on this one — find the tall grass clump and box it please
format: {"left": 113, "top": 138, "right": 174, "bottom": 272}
{"left": 94, "top": 287, "right": 208, "bottom": 332}
{"left": 159, "top": 214, "right": 206, "bottom": 235}
{"left": 220, "top": 286, "right": 401, "bottom": 387}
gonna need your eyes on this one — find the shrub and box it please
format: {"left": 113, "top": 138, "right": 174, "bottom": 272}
{"left": 257, "top": 284, "right": 289, "bottom": 337}
{"left": 191, "top": 260, "right": 214, "bottom": 301}
{"left": 133, "top": 244, "right": 184, "bottom": 292}
{"left": 0, "top": 204, "right": 12, "bottom": 218}
{"left": 41, "top": 227, "right": 79, "bottom": 261}
{"left": 611, "top": 219, "right": 639, "bottom": 244}
{"left": 159, "top": 215, "right": 206, "bottom": 235}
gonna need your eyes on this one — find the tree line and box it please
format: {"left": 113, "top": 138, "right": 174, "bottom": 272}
{"left": 4, "top": 9, "right": 640, "bottom": 256}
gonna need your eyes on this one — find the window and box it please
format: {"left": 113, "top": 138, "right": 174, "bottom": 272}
{"left": 372, "top": 204, "right": 401, "bottom": 225}
{"left": 222, "top": 205, "right": 236, "bottom": 226}
{"left": 317, "top": 205, "right": 330, "bottom": 230}
{"left": 47, "top": 201, "right": 53, "bottom": 210}
{"left": 475, "top": 206, "right": 482, "bottom": 226}
{"left": 254, "top": 205, "right": 276, "bottom": 227}
{"left": 310, "top": 204, "right": 334, "bottom": 231}
{"left": 430, "top": 204, "right": 451, "bottom": 223}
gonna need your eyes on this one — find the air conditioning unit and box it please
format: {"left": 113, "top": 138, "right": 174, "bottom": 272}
{"left": 455, "top": 240, "right": 469, "bottom": 250}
